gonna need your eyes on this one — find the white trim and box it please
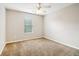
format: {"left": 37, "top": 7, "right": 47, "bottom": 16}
{"left": 0, "top": 42, "right": 6, "bottom": 55}
{"left": 6, "top": 35, "right": 79, "bottom": 50}
{"left": 44, "top": 35, "right": 79, "bottom": 50}
{"left": 4, "top": 35, "right": 79, "bottom": 55}
{"left": 6, "top": 37, "right": 43, "bottom": 44}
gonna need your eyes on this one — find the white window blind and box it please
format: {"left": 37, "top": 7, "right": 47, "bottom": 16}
{"left": 24, "top": 19, "right": 32, "bottom": 33}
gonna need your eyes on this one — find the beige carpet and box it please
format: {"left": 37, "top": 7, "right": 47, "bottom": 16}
{"left": 1, "top": 38, "right": 79, "bottom": 56}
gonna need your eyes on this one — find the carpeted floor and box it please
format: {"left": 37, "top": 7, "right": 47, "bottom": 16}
{"left": 1, "top": 38, "right": 79, "bottom": 56}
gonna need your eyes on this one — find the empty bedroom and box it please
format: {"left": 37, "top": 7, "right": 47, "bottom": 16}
{"left": 0, "top": 3, "right": 79, "bottom": 56}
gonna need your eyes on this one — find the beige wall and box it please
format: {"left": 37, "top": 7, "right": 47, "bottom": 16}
{"left": 6, "top": 10, "right": 44, "bottom": 43}
{"left": 0, "top": 4, "right": 6, "bottom": 54}
{"left": 6, "top": 3, "right": 79, "bottom": 49}
{"left": 44, "top": 4, "right": 79, "bottom": 49}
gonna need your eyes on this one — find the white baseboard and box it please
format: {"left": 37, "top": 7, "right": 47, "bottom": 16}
{"left": 44, "top": 35, "right": 79, "bottom": 50}
{"left": 0, "top": 42, "right": 6, "bottom": 55}
{"left": 5, "top": 35, "right": 79, "bottom": 53}
{"left": 6, "top": 36, "right": 43, "bottom": 44}
{"left": 0, "top": 36, "right": 43, "bottom": 55}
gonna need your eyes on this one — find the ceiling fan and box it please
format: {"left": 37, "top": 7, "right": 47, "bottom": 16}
{"left": 36, "top": 3, "right": 52, "bottom": 10}
{"left": 36, "top": 3, "right": 52, "bottom": 14}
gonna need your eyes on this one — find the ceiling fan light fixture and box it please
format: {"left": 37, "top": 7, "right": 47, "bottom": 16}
{"left": 36, "top": 3, "right": 52, "bottom": 15}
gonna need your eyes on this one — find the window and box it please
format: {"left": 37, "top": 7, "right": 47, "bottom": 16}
{"left": 24, "top": 19, "right": 32, "bottom": 33}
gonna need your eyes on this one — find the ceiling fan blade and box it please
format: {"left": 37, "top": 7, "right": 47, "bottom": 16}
{"left": 41, "top": 3, "right": 52, "bottom": 8}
